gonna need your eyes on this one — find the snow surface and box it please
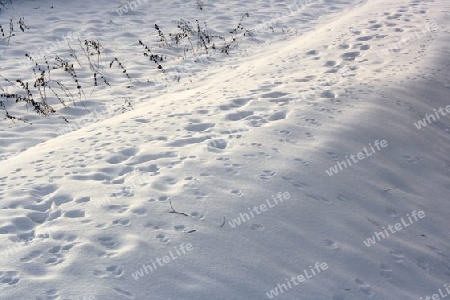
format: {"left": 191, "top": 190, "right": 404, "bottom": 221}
{"left": 0, "top": 0, "right": 449, "bottom": 299}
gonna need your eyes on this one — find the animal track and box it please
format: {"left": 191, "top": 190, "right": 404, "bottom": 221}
{"left": 417, "top": 257, "right": 430, "bottom": 271}
{"left": 98, "top": 235, "right": 119, "bottom": 249}
{"left": 108, "top": 204, "right": 130, "bottom": 213}
{"left": 75, "top": 196, "right": 91, "bottom": 203}
{"left": 379, "top": 263, "right": 393, "bottom": 279}
{"left": 275, "top": 129, "right": 292, "bottom": 135}
{"left": 113, "top": 286, "right": 135, "bottom": 299}
{"left": 0, "top": 271, "right": 20, "bottom": 287}
{"left": 323, "top": 239, "right": 340, "bottom": 250}
{"left": 155, "top": 233, "right": 171, "bottom": 244}
{"left": 190, "top": 211, "right": 205, "bottom": 220}
{"left": 219, "top": 98, "right": 251, "bottom": 110}
{"left": 306, "top": 193, "right": 333, "bottom": 204}
{"left": 231, "top": 189, "right": 243, "bottom": 197}
{"left": 444, "top": 265, "right": 450, "bottom": 277}
{"left": 20, "top": 250, "right": 43, "bottom": 263}
{"left": 293, "top": 182, "right": 309, "bottom": 190}
{"left": 390, "top": 249, "right": 405, "bottom": 263}
{"left": 112, "top": 218, "right": 131, "bottom": 226}
{"left": 45, "top": 256, "right": 65, "bottom": 266}
{"left": 385, "top": 208, "right": 397, "bottom": 217}
{"left": 184, "top": 123, "right": 215, "bottom": 132}
{"left": 64, "top": 209, "right": 86, "bottom": 218}
{"left": 294, "top": 158, "right": 309, "bottom": 166}
{"left": 336, "top": 194, "right": 352, "bottom": 204}
{"left": 131, "top": 208, "right": 148, "bottom": 216}
{"left": 342, "top": 51, "right": 361, "bottom": 61}
{"left": 403, "top": 155, "right": 420, "bottom": 165}
{"left": 327, "top": 152, "right": 340, "bottom": 161}
{"left": 226, "top": 111, "right": 254, "bottom": 121}
{"left": 305, "top": 132, "right": 314, "bottom": 139}
{"left": 260, "top": 170, "right": 276, "bottom": 180}
{"left": 174, "top": 225, "right": 188, "bottom": 232}
{"left": 208, "top": 139, "right": 228, "bottom": 150}
{"left": 94, "top": 265, "right": 124, "bottom": 278}
{"left": 269, "top": 111, "right": 287, "bottom": 121}
{"left": 355, "top": 278, "right": 374, "bottom": 296}
{"left": 356, "top": 35, "right": 373, "bottom": 42}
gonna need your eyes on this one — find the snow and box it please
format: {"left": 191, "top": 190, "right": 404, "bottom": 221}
{"left": 0, "top": 0, "right": 449, "bottom": 299}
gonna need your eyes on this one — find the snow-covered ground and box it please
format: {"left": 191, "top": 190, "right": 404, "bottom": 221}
{"left": 0, "top": 0, "right": 449, "bottom": 299}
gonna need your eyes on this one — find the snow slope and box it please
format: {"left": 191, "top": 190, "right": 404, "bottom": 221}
{"left": 0, "top": 0, "right": 449, "bottom": 299}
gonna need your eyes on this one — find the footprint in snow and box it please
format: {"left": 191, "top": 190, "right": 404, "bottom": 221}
{"left": 250, "top": 224, "right": 265, "bottom": 231}
{"left": 379, "top": 263, "right": 393, "bottom": 279}
{"left": 260, "top": 170, "right": 276, "bottom": 180}
{"left": 323, "top": 239, "right": 340, "bottom": 250}
{"left": 355, "top": 278, "right": 374, "bottom": 296}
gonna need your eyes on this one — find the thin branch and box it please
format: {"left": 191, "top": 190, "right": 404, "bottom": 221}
{"left": 168, "top": 200, "right": 189, "bottom": 216}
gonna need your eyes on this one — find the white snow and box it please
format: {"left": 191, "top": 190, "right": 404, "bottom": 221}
{"left": 0, "top": 0, "right": 449, "bottom": 299}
